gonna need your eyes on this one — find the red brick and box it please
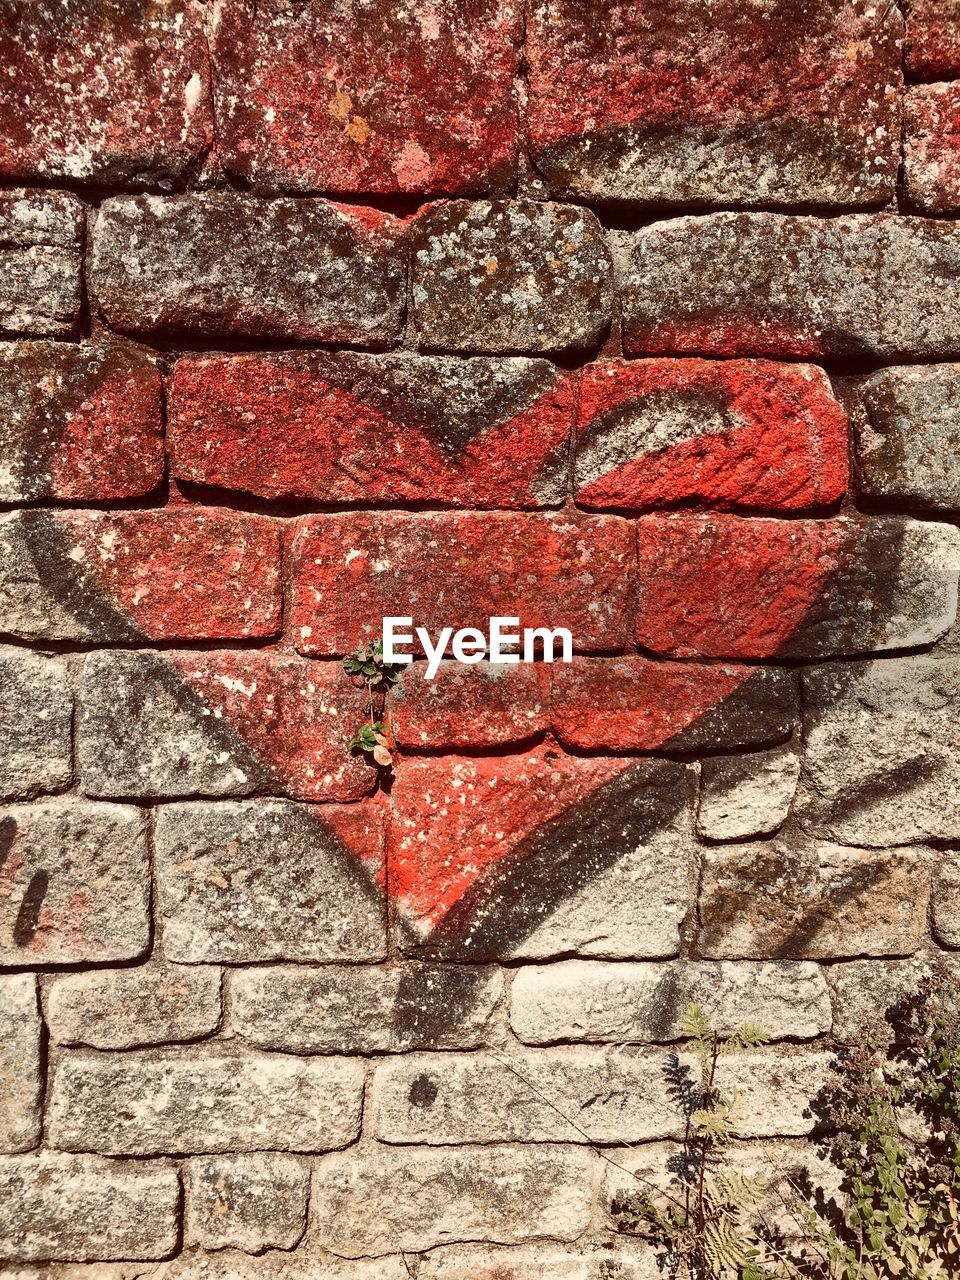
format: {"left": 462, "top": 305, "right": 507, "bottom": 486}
{"left": 550, "top": 658, "right": 797, "bottom": 752}
{"left": 906, "top": 0, "right": 960, "bottom": 79}
{"left": 0, "top": 342, "right": 163, "bottom": 503}
{"left": 169, "top": 352, "right": 572, "bottom": 507}
{"left": 0, "top": 0, "right": 211, "bottom": 187}
{"left": 290, "top": 512, "right": 633, "bottom": 656}
{"left": 391, "top": 661, "right": 548, "bottom": 750}
{"left": 574, "top": 359, "right": 847, "bottom": 512}
{"left": 0, "top": 508, "right": 281, "bottom": 642}
{"left": 80, "top": 651, "right": 376, "bottom": 803}
{"left": 92, "top": 193, "right": 405, "bottom": 344}
{"left": 527, "top": 0, "right": 901, "bottom": 207}
{"left": 411, "top": 200, "right": 613, "bottom": 354}
{"left": 904, "top": 84, "right": 960, "bottom": 214}
{"left": 634, "top": 514, "right": 959, "bottom": 659}
{"left": 212, "top": 0, "right": 521, "bottom": 195}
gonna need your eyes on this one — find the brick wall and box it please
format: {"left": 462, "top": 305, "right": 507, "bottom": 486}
{"left": 2, "top": 1, "right": 960, "bottom": 1276}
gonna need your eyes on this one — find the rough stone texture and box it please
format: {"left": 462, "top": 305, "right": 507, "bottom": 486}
{"left": 290, "top": 512, "right": 633, "bottom": 656}
{"left": 371, "top": 1048, "right": 827, "bottom": 1144}
{"left": 855, "top": 364, "right": 960, "bottom": 509}
{"left": 550, "top": 658, "right": 797, "bottom": 752}
{"left": 635, "top": 514, "right": 960, "bottom": 658}
{"left": 169, "top": 351, "right": 572, "bottom": 508}
{"left": 417, "top": 1242, "right": 661, "bottom": 1279}
{"left": 184, "top": 1153, "right": 309, "bottom": 1253}
{"left": 616, "top": 214, "right": 960, "bottom": 360}
{"left": 312, "top": 1145, "right": 597, "bottom": 1255}
{"left": 527, "top": 0, "right": 901, "bottom": 207}
{"left": 0, "top": 508, "right": 282, "bottom": 643}
{"left": 0, "top": 0, "right": 211, "bottom": 188}
{"left": 153, "top": 800, "right": 386, "bottom": 964}
{"left": 933, "top": 852, "right": 960, "bottom": 948}
{"left": 827, "top": 956, "right": 960, "bottom": 1044}
{"left": 92, "top": 193, "right": 406, "bottom": 344}
{"left": 0, "top": 1153, "right": 179, "bottom": 1262}
{"left": 79, "top": 650, "right": 375, "bottom": 802}
{"left": 904, "top": 84, "right": 960, "bottom": 215}
{"left": 391, "top": 662, "right": 548, "bottom": 750}
{"left": 0, "top": 800, "right": 149, "bottom": 967}
{"left": 0, "top": 190, "right": 82, "bottom": 336}
{"left": 574, "top": 358, "right": 848, "bottom": 512}
{"left": 212, "top": 0, "right": 521, "bottom": 195}
{"left": 0, "top": 974, "right": 40, "bottom": 1151}
{"left": 231, "top": 964, "right": 502, "bottom": 1053}
{"left": 388, "top": 753, "right": 693, "bottom": 958}
{"left": 698, "top": 838, "right": 931, "bottom": 960}
{"left": 697, "top": 746, "right": 800, "bottom": 841}
{"left": 47, "top": 964, "right": 221, "bottom": 1050}
{"left": 509, "top": 960, "right": 831, "bottom": 1046}
{"left": 799, "top": 654, "right": 960, "bottom": 844}
{"left": 0, "top": 647, "right": 72, "bottom": 802}
{"left": 0, "top": 341, "right": 163, "bottom": 502}
{"left": 48, "top": 1050, "right": 364, "bottom": 1156}
{"left": 411, "top": 200, "right": 613, "bottom": 354}
{"left": 906, "top": 0, "right": 960, "bottom": 78}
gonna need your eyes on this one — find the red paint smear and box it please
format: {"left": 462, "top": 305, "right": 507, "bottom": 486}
{"left": 636, "top": 514, "right": 850, "bottom": 657}
{"left": 50, "top": 365, "right": 165, "bottom": 501}
{"left": 623, "top": 317, "right": 838, "bottom": 360}
{"left": 169, "top": 356, "right": 572, "bottom": 508}
{"left": 576, "top": 358, "right": 848, "bottom": 510}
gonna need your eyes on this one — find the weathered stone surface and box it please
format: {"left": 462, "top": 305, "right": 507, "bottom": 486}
{"left": 184, "top": 1153, "right": 309, "bottom": 1253}
{"left": 828, "top": 956, "right": 959, "bottom": 1043}
{"left": 154, "top": 800, "right": 386, "bottom": 964}
{"left": 0, "top": 190, "right": 82, "bottom": 336}
{"left": 312, "top": 1145, "right": 596, "bottom": 1255}
{"left": 169, "top": 351, "right": 572, "bottom": 507}
{"left": 99, "top": 1255, "right": 413, "bottom": 1280}
{"left": 231, "top": 964, "right": 502, "bottom": 1053}
{"left": 79, "top": 651, "right": 375, "bottom": 802}
{"left": 699, "top": 838, "right": 931, "bottom": 959}
{"left": 616, "top": 214, "right": 960, "bottom": 360}
{"left": 0, "top": 974, "right": 40, "bottom": 1151}
{"left": 391, "top": 662, "right": 548, "bottom": 750}
{"left": 371, "top": 1047, "right": 827, "bottom": 1143}
{"left": 0, "top": 0, "right": 211, "bottom": 187}
{"left": 906, "top": 0, "right": 960, "bottom": 78}
{"left": 418, "top": 1241, "right": 661, "bottom": 1280}
{"left": 0, "top": 1152, "right": 179, "bottom": 1261}
{"left": 855, "top": 364, "right": 960, "bottom": 509}
{"left": 510, "top": 959, "right": 830, "bottom": 1046}
{"left": 550, "top": 659, "right": 797, "bottom": 752}
{"left": 0, "top": 342, "right": 163, "bottom": 502}
{"left": 92, "top": 193, "right": 406, "bottom": 344}
{"left": 635, "top": 515, "right": 960, "bottom": 658}
{"left": 49, "top": 1050, "right": 364, "bottom": 1155}
{"left": 412, "top": 200, "right": 613, "bottom": 354}
{"left": 527, "top": 0, "right": 901, "bottom": 207}
{"left": 799, "top": 654, "right": 960, "bottom": 844}
{"left": 389, "top": 753, "right": 693, "bottom": 959}
{"left": 0, "top": 509, "right": 282, "bottom": 643}
{"left": 697, "top": 746, "right": 800, "bottom": 841}
{"left": 0, "top": 800, "right": 149, "bottom": 967}
{"left": 47, "top": 964, "right": 221, "bottom": 1050}
{"left": 212, "top": 0, "right": 521, "bottom": 195}
{"left": 291, "top": 512, "right": 633, "bottom": 656}
{"left": 574, "top": 358, "right": 848, "bottom": 512}
{"left": 0, "top": 647, "right": 72, "bottom": 801}
{"left": 933, "top": 853, "right": 960, "bottom": 948}
{"left": 904, "top": 84, "right": 960, "bottom": 215}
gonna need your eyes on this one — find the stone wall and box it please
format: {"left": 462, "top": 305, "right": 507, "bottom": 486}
{"left": 2, "top": 0, "right": 960, "bottom": 1275}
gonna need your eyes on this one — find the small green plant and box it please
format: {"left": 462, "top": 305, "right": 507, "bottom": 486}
{"left": 343, "top": 636, "right": 403, "bottom": 769}
{"left": 614, "top": 1003, "right": 789, "bottom": 1279}
{"left": 801, "top": 965, "right": 960, "bottom": 1279}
